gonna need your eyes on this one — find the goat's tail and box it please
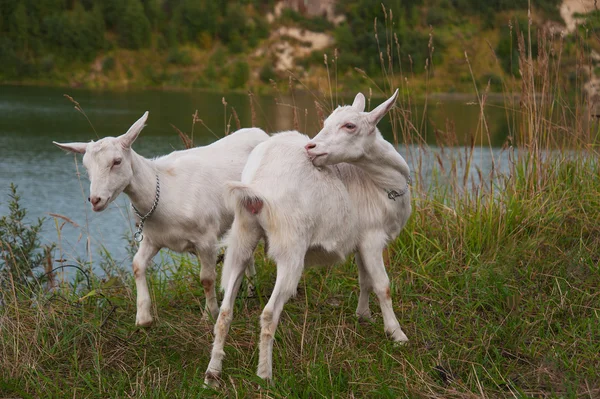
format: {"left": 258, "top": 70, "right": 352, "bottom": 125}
{"left": 226, "top": 181, "right": 268, "bottom": 217}
{"left": 220, "top": 181, "right": 269, "bottom": 291}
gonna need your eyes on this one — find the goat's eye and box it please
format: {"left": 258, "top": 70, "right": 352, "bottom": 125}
{"left": 113, "top": 158, "right": 122, "bottom": 166}
{"left": 343, "top": 123, "right": 356, "bottom": 130}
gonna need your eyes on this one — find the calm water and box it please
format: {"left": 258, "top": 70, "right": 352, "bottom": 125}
{"left": 0, "top": 85, "right": 510, "bottom": 271}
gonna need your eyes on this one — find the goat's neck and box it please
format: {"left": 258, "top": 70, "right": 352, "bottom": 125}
{"left": 124, "top": 150, "right": 159, "bottom": 215}
{"left": 353, "top": 135, "right": 410, "bottom": 190}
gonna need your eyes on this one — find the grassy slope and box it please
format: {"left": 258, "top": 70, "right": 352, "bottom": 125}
{"left": 1, "top": 156, "right": 599, "bottom": 398}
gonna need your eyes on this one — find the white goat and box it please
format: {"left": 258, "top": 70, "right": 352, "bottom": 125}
{"left": 53, "top": 112, "right": 269, "bottom": 326}
{"left": 205, "top": 90, "right": 411, "bottom": 383}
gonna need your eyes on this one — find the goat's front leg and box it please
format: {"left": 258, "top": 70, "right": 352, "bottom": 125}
{"left": 197, "top": 247, "right": 219, "bottom": 321}
{"left": 256, "top": 255, "right": 305, "bottom": 380}
{"left": 132, "top": 241, "right": 159, "bottom": 327}
{"left": 358, "top": 234, "right": 408, "bottom": 343}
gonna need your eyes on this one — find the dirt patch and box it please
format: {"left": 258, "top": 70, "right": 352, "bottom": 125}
{"left": 560, "top": 0, "right": 599, "bottom": 32}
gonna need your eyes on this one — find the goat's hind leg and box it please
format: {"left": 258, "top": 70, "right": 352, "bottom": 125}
{"left": 205, "top": 216, "right": 261, "bottom": 387}
{"left": 256, "top": 250, "right": 305, "bottom": 381}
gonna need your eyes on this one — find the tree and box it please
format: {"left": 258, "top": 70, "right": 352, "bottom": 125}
{"left": 229, "top": 60, "right": 250, "bottom": 89}
{"left": 118, "top": 0, "right": 151, "bottom": 50}
{"left": 9, "top": 3, "right": 29, "bottom": 50}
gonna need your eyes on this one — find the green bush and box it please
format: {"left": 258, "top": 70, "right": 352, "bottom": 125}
{"left": 167, "top": 48, "right": 193, "bottom": 66}
{"left": 426, "top": 7, "right": 448, "bottom": 26}
{"left": 259, "top": 63, "right": 276, "bottom": 83}
{"left": 496, "top": 18, "right": 538, "bottom": 76}
{"left": 175, "top": 0, "right": 218, "bottom": 43}
{"left": 43, "top": 4, "right": 105, "bottom": 61}
{"left": 229, "top": 60, "right": 250, "bottom": 89}
{"left": 0, "top": 184, "right": 55, "bottom": 291}
{"left": 479, "top": 73, "right": 503, "bottom": 92}
{"left": 40, "top": 55, "right": 55, "bottom": 74}
{"left": 102, "top": 56, "right": 115, "bottom": 72}
{"left": 280, "top": 8, "right": 333, "bottom": 32}
{"left": 117, "top": 0, "right": 151, "bottom": 50}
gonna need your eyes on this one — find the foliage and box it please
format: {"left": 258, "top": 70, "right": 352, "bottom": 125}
{"left": 0, "top": 0, "right": 587, "bottom": 91}
{"left": 44, "top": 3, "right": 106, "bottom": 61}
{"left": 334, "top": 0, "right": 441, "bottom": 75}
{"left": 229, "top": 60, "right": 250, "bottom": 89}
{"left": 0, "top": 184, "right": 54, "bottom": 291}
{"left": 495, "top": 18, "right": 539, "bottom": 76}
{"left": 117, "top": 0, "right": 151, "bottom": 50}
{"left": 259, "top": 63, "right": 277, "bottom": 83}
{"left": 167, "top": 48, "right": 193, "bottom": 66}
{"left": 280, "top": 8, "right": 334, "bottom": 32}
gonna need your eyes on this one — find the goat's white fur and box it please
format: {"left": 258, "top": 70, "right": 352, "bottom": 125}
{"left": 54, "top": 112, "right": 269, "bottom": 326}
{"left": 205, "top": 90, "right": 411, "bottom": 384}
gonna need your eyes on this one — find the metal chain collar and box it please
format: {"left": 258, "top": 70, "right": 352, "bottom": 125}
{"left": 131, "top": 174, "right": 160, "bottom": 242}
{"left": 385, "top": 173, "right": 412, "bottom": 201}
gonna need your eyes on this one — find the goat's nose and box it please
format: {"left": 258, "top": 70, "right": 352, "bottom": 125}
{"left": 90, "top": 196, "right": 102, "bottom": 206}
{"left": 305, "top": 143, "right": 316, "bottom": 151}
{"left": 87, "top": 196, "right": 91, "bottom": 202}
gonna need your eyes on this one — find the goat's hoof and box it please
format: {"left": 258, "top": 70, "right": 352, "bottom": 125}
{"left": 135, "top": 315, "right": 154, "bottom": 327}
{"left": 204, "top": 371, "right": 221, "bottom": 388}
{"left": 246, "top": 284, "right": 257, "bottom": 298}
{"left": 356, "top": 312, "right": 373, "bottom": 323}
{"left": 387, "top": 328, "right": 409, "bottom": 344}
{"left": 257, "top": 369, "right": 272, "bottom": 382}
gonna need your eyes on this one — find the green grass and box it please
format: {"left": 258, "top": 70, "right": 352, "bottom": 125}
{"left": 1, "top": 154, "right": 599, "bottom": 398}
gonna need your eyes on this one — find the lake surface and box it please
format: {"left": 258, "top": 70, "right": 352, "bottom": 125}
{"left": 0, "top": 85, "right": 511, "bottom": 272}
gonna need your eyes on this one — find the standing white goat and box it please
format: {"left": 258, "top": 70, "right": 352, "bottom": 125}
{"left": 54, "top": 112, "right": 269, "bottom": 326}
{"left": 205, "top": 90, "right": 411, "bottom": 383}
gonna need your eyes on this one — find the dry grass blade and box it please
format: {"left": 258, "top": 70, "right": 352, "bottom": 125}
{"left": 248, "top": 91, "right": 258, "bottom": 127}
{"left": 47, "top": 213, "right": 80, "bottom": 228}
{"left": 63, "top": 94, "right": 97, "bottom": 137}
{"left": 170, "top": 124, "right": 193, "bottom": 149}
{"left": 231, "top": 106, "right": 241, "bottom": 131}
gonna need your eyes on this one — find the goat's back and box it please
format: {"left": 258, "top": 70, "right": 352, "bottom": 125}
{"left": 241, "top": 131, "right": 359, "bottom": 259}
{"left": 143, "top": 128, "right": 269, "bottom": 247}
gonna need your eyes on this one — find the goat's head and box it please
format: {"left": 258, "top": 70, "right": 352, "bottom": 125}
{"left": 306, "top": 89, "right": 398, "bottom": 166}
{"left": 53, "top": 111, "right": 148, "bottom": 212}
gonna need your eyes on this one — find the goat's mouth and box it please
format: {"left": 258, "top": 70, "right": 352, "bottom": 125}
{"left": 308, "top": 152, "right": 328, "bottom": 165}
{"left": 92, "top": 198, "right": 110, "bottom": 212}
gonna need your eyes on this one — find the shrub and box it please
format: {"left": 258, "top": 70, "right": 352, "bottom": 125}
{"left": 259, "top": 63, "right": 277, "bottom": 83}
{"left": 102, "top": 56, "right": 115, "bottom": 72}
{"left": 229, "top": 60, "right": 250, "bottom": 89}
{"left": 0, "top": 184, "right": 55, "bottom": 292}
{"left": 167, "top": 48, "right": 193, "bottom": 66}
{"left": 426, "top": 7, "right": 447, "bottom": 26}
{"left": 496, "top": 18, "right": 538, "bottom": 76}
{"left": 117, "top": 0, "right": 151, "bottom": 50}
{"left": 280, "top": 8, "right": 333, "bottom": 32}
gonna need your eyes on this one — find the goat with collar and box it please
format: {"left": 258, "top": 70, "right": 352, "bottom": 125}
{"left": 205, "top": 90, "right": 412, "bottom": 384}
{"left": 54, "top": 112, "right": 269, "bottom": 326}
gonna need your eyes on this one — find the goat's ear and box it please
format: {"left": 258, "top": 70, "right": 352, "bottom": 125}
{"left": 367, "top": 89, "right": 399, "bottom": 125}
{"left": 352, "top": 92, "right": 366, "bottom": 112}
{"left": 120, "top": 111, "right": 149, "bottom": 149}
{"left": 53, "top": 141, "right": 88, "bottom": 154}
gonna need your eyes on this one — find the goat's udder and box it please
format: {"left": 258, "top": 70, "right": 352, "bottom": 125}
{"left": 243, "top": 198, "right": 263, "bottom": 214}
